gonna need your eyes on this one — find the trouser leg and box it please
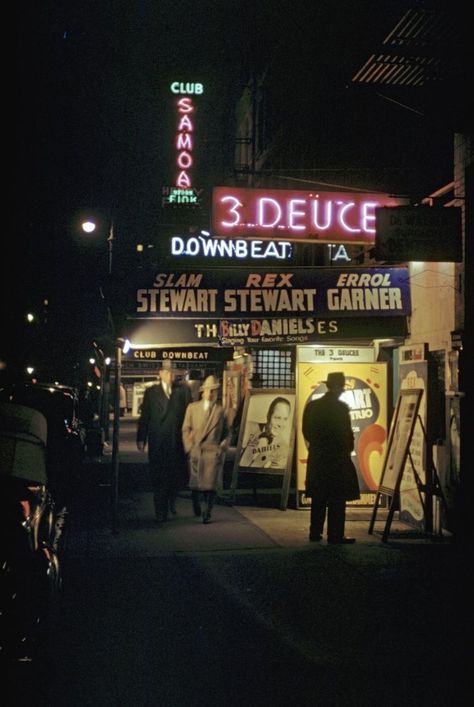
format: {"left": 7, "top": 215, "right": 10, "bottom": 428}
{"left": 310, "top": 498, "right": 326, "bottom": 539}
{"left": 192, "top": 490, "right": 202, "bottom": 516}
{"left": 202, "top": 491, "right": 215, "bottom": 523}
{"left": 327, "top": 500, "right": 346, "bottom": 541}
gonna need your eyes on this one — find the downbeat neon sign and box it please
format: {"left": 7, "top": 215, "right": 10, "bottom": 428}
{"left": 212, "top": 187, "right": 403, "bottom": 244}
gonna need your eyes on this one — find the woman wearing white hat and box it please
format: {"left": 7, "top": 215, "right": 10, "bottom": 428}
{"left": 182, "top": 375, "right": 231, "bottom": 523}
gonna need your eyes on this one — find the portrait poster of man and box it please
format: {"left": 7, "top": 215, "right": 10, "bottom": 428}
{"left": 237, "top": 389, "right": 296, "bottom": 471}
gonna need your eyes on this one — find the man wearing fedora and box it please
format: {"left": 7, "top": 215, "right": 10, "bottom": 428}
{"left": 182, "top": 375, "right": 230, "bottom": 523}
{"left": 303, "top": 371, "right": 360, "bottom": 544}
{"left": 137, "top": 361, "right": 192, "bottom": 522}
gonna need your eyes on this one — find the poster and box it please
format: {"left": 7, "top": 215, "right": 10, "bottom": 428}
{"left": 398, "top": 361, "right": 428, "bottom": 525}
{"left": 297, "top": 362, "right": 388, "bottom": 506}
{"left": 237, "top": 390, "right": 296, "bottom": 471}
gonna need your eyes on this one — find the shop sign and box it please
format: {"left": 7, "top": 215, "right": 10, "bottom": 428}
{"left": 123, "top": 346, "right": 233, "bottom": 362}
{"left": 124, "top": 316, "right": 408, "bottom": 348}
{"left": 134, "top": 267, "right": 410, "bottom": 319}
{"left": 170, "top": 236, "right": 292, "bottom": 259}
{"left": 297, "top": 346, "right": 375, "bottom": 363}
{"left": 170, "top": 81, "right": 204, "bottom": 190}
{"left": 399, "top": 343, "right": 428, "bottom": 363}
{"left": 212, "top": 186, "right": 403, "bottom": 243}
{"left": 375, "top": 206, "right": 462, "bottom": 262}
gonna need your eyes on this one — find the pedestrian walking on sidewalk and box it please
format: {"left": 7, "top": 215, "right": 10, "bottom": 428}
{"left": 137, "top": 362, "right": 192, "bottom": 522}
{"left": 182, "top": 375, "right": 230, "bottom": 524}
{"left": 302, "top": 371, "right": 360, "bottom": 544}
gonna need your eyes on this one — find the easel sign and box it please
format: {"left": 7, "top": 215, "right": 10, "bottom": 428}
{"left": 230, "top": 389, "right": 296, "bottom": 510}
{"left": 369, "top": 388, "right": 423, "bottom": 542}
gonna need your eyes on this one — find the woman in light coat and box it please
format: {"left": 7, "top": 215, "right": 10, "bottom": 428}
{"left": 182, "top": 375, "right": 230, "bottom": 524}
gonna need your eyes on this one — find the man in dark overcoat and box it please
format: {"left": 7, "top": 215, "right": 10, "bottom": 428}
{"left": 137, "top": 362, "right": 192, "bottom": 522}
{"left": 302, "top": 371, "right": 360, "bottom": 544}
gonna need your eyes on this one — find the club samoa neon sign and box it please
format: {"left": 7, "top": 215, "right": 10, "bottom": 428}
{"left": 170, "top": 82, "right": 204, "bottom": 189}
{"left": 212, "top": 187, "right": 404, "bottom": 244}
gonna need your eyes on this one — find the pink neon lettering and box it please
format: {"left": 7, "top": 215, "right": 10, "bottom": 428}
{"left": 177, "top": 171, "right": 191, "bottom": 188}
{"left": 177, "top": 115, "right": 193, "bottom": 131}
{"left": 177, "top": 152, "right": 193, "bottom": 169}
{"left": 177, "top": 97, "right": 193, "bottom": 113}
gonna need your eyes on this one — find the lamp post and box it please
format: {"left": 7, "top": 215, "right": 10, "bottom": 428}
{"left": 111, "top": 337, "right": 130, "bottom": 534}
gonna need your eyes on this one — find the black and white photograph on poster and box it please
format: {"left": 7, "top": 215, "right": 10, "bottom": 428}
{"left": 237, "top": 389, "right": 296, "bottom": 470}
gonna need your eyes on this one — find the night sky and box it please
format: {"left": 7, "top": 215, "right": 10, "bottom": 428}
{"left": 9, "top": 0, "right": 468, "bottom": 381}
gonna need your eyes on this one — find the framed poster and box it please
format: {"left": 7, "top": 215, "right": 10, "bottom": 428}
{"left": 369, "top": 388, "right": 424, "bottom": 541}
{"left": 230, "top": 389, "right": 296, "bottom": 510}
{"left": 223, "top": 370, "right": 241, "bottom": 426}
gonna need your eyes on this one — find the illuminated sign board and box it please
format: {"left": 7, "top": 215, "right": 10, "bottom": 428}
{"left": 170, "top": 236, "right": 292, "bottom": 260}
{"left": 170, "top": 81, "right": 204, "bottom": 190}
{"left": 134, "top": 267, "right": 410, "bottom": 319}
{"left": 212, "top": 187, "right": 403, "bottom": 243}
{"left": 162, "top": 187, "right": 203, "bottom": 208}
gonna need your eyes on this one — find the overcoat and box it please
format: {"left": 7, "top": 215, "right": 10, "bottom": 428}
{"left": 182, "top": 400, "right": 230, "bottom": 492}
{"left": 303, "top": 392, "right": 360, "bottom": 502}
{"left": 137, "top": 382, "right": 192, "bottom": 490}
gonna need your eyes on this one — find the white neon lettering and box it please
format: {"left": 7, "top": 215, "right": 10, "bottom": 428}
{"left": 220, "top": 196, "right": 243, "bottom": 227}
{"left": 258, "top": 198, "right": 281, "bottom": 228}
{"left": 177, "top": 133, "right": 192, "bottom": 150}
{"left": 312, "top": 199, "right": 332, "bottom": 229}
{"left": 362, "top": 202, "right": 377, "bottom": 232}
{"left": 288, "top": 199, "right": 306, "bottom": 230}
{"left": 338, "top": 202, "right": 361, "bottom": 233}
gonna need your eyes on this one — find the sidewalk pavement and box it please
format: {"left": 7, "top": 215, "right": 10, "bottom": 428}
{"left": 75, "top": 415, "right": 452, "bottom": 558}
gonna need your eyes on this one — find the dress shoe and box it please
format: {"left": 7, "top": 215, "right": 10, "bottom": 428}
{"left": 154, "top": 512, "right": 168, "bottom": 523}
{"left": 202, "top": 511, "right": 211, "bottom": 524}
{"left": 309, "top": 534, "right": 322, "bottom": 542}
{"left": 192, "top": 502, "right": 202, "bottom": 517}
{"left": 327, "top": 537, "right": 356, "bottom": 544}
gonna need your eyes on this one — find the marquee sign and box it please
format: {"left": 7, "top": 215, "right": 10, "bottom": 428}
{"left": 212, "top": 187, "right": 403, "bottom": 243}
{"left": 124, "top": 316, "right": 408, "bottom": 348}
{"left": 133, "top": 267, "right": 410, "bottom": 319}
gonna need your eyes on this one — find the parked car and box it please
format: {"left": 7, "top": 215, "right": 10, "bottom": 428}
{"left": 0, "top": 402, "right": 66, "bottom": 662}
{"left": 0, "top": 382, "right": 86, "bottom": 508}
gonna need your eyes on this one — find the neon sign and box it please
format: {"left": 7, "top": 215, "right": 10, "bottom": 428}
{"left": 170, "top": 236, "right": 292, "bottom": 260}
{"left": 212, "top": 187, "right": 403, "bottom": 244}
{"left": 170, "top": 82, "right": 204, "bottom": 190}
{"left": 175, "top": 97, "right": 194, "bottom": 188}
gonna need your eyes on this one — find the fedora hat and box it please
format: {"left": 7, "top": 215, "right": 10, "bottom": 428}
{"left": 200, "top": 375, "right": 220, "bottom": 391}
{"left": 161, "top": 360, "right": 177, "bottom": 372}
{"left": 324, "top": 372, "right": 346, "bottom": 388}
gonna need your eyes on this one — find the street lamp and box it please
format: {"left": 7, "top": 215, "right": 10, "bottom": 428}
{"left": 81, "top": 219, "right": 114, "bottom": 276}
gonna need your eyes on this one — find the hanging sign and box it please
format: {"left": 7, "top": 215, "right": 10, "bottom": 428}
{"left": 212, "top": 187, "right": 404, "bottom": 243}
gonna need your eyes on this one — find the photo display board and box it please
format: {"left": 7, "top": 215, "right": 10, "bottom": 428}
{"left": 231, "top": 389, "right": 296, "bottom": 510}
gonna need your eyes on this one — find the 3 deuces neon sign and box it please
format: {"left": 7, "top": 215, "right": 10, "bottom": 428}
{"left": 212, "top": 186, "right": 404, "bottom": 244}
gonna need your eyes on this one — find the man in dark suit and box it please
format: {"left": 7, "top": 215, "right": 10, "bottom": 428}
{"left": 137, "top": 361, "right": 192, "bottom": 522}
{"left": 303, "top": 371, "right": 360, "bottom": 544}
